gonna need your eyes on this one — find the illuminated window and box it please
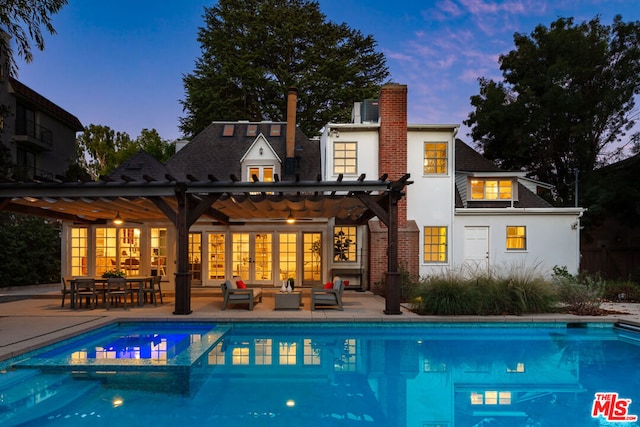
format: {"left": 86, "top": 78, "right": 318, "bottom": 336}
{"left": 70, "top": 227, "right": 88, "bottom": 276}
{"left": 151, "top": 228, "right": 167, "bottom": 276}
{"left": 333, "top": 141, "right": 357, "bottom": 175}
{"left": 95, "top": 227, "right": 117, "bottom": 276}
{"left": 424, "top": 142, "right": 447, "bottom": 174}
{"left": 222, "top": 124, "right": 234, "bottom": 136}
{"left": 189, "top": 233, "right": 202, "bottom": 282}
{"left": 303, "top": 233, "right": 322, "bottom": 283}
{"left": 119, "top": 228, "right": 141, "bottom": 275}
{"left": 248, "top": 166, "right": 274, "bottom": 182}
{"left": 208, "top": 342, "right": 225, "bottom": 365}
{"left": 506, "top": 226, "right": 526, "bottom": 250}
{"left": 279, "top": 233, "right": 297, "bottom": 281}
{"left": 333, "top": 226, "right": 356, "bottom": 262}
{"left": 246, "top": 124, "right": 258, "bottom": 136}
{"left": 424, "top": 227, "right": 447, "bottom": 263}
{"left": 470, "top": 179, "right": 513, "bottom": 200}
{"left": 208, "top": 234, "right": 225, "bottom": 280}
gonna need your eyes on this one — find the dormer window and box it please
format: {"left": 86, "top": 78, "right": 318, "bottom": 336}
{"left": 470, "top": 179, "right": 513, "bottom": 200}
{"left": 270, "top": 124, "right": 281, "bottom": 136}
{"left": 222, "top": 124, "right": 235, "bottom": 136}
{"left": 247, "top": 124, "right": 258, "bottom": 136}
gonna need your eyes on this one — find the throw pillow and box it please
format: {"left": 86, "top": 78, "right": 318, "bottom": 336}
{"left": 237, "top": 280, "right": 247, "bottom": 289}
{"left": 323, "top": 282, "right": 333, "bottom": 289}
{"left": 333, "top": 276, "right": 342, "bottom": 289}
{"left": 225, "top": 279, "right": 236, "bottom": 289}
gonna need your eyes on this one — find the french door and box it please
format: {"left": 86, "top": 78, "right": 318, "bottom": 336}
{"left": 232, "top": 233, "right": 273, "bottom": 285}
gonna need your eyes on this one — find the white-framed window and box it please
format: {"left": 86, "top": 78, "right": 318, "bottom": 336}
{"left": 248, "top": 166, "right": 274, "bottom": 182}
{"left": 423, "top": 142, "right": 448, "bottom": 174}
{"left": 506, "top": 226, "right": 526, "bottom": 250}
{"left": 424, "top": 226, "right": 447, "bottom": 262}
{"left": 333, "top": 141, "right": 357, "bottom": 175}
{"left": 470, "top": 179, "right": 513, "bottom": 200}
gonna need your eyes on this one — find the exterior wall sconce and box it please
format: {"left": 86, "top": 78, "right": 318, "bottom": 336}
{"left": 113, "top": 211, "right": 124, "bottom": 225}
{"left": 259, "top": 147, "right": 264, "bottom": 155}
{"left": 286, "top": 209, "right": 295, "bottom": 224}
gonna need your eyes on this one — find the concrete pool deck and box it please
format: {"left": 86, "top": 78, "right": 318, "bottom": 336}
{"left": 2, "top": 283, "right": 640, "bottom": 362}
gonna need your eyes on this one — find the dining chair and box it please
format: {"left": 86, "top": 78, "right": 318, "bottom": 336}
{"left": 142, "top": 276, "right": 163, "bottom": 305}
{"left": 73, "top": 278, "right": 98, "bottom": 310}
{"left": 106, "top": 277, "right": 129, "bottom": 310}
{"left": 61, "top": 277, "right": 73, "bottom": 308}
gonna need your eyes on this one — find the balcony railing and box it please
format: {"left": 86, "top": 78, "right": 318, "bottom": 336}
{"left": 15, "top": 118, "right": 53, "bottom": 147}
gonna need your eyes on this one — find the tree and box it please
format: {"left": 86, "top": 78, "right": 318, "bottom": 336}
{"left": 75, "top": 125, "right": 174, "bottom": 180}
{"left": 465, "top": 15, "right": 640, "bottom": 205}
{"left": 181, "top": 0, "right": 389, "bottom": 137}
{"left": 0, "top": 0, "right": 67, "bottom": 76}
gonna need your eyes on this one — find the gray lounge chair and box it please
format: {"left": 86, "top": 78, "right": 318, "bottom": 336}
{"left": 221, "top": 280, "right": 262, "bottom": 310}
{"left": 311, "top": 279, "right": 345, "bottom": 310}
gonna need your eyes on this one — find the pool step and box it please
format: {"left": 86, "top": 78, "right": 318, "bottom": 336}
{"left": 0, "top": 371, "right": 99, "bottom": 427}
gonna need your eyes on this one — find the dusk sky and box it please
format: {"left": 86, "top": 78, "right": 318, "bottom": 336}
{"left": 13, "top": 0, "right": 640, "bottom": 145}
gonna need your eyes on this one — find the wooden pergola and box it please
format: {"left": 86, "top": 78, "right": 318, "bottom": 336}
{"left": 0, "top": 174, "right": 411, "bottom": 314}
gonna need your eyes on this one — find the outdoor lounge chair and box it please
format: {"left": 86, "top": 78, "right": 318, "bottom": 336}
{"left": 221, "top": 280, "right": 262, "bottom": 310}
{"left": 311, "top": 277, "right": 345, "bottom": 310}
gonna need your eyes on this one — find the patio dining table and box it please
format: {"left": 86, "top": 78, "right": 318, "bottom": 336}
{"left": 69, "top": 276, "right": 153, "bottom": 309}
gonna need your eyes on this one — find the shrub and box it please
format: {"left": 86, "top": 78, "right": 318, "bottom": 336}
{"left": 553, "top": 266, "right": 604, "bottom": 313}
{"left": 602, "top": 279, "right": 640, "bottom": 302}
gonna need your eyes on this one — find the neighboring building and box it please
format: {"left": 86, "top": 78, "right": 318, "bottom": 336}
{"left": 56, "top": 84, "right": 582, "bottom": 292}
{"left": 0, "top": 54, "right": 83, "bottom": 181}
{"left": 321, "top": 84, "right": 583, "bottom": 289}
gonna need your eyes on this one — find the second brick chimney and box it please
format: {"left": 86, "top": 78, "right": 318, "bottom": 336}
{"left": 284, "top": 87, "right": 298, "bottom": 176}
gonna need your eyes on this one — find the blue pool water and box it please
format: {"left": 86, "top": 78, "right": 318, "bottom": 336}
{"left": 1, "top": 321, "right": 639, "bottom": 426}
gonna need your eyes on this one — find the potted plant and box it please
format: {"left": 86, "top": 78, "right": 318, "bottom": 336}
{"left": 102, "top": 269, "right": 126, "bottom": 278}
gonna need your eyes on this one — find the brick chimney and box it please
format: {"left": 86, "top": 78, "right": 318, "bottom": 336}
{"left": 378, "top": 83, "right": 408, "bottom": 181}
{"left": 284, "top": 87, "right": 297, "bottom": 176}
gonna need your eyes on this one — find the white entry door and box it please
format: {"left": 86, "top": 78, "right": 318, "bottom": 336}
{"left": 464, "top": 227, "right": 489, "bottom": 273}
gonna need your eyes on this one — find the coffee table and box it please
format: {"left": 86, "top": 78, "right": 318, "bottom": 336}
{"left": 274, "top": 292, "right": 302, "bottom": 310}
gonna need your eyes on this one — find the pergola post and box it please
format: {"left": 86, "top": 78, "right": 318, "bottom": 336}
{"left": 173, "top": 182, "right": 191, "bottom": 315}
{"left": 384, "top": 184, "right": 402, "bottom": 315}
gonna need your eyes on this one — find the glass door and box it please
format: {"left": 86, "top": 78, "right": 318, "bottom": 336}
{"left": 232, "top": 232, "right": 273, "bottom": 285}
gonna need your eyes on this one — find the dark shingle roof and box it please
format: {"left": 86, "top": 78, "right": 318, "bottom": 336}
{"left": 8, "top": 77, "right": 83, "bottom": 131}
{"left": 455, "top": 138, "right": 503, "bottom": 172}
{"left": 107, "top": 150, "right": 168, "bottom": 181}
{"left": 165, "top": 122, "right": 319, "bottom": 181}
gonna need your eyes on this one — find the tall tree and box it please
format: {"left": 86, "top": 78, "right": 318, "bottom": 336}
{"left": 181, "top": 0, "right": 389, "bottom": 137}
{"left": 465, "top": 15, "right": 640, "bottom": 205}
{"left": 0, "top": 0, "right": 67, "bottom": 75}
{"left": 136, "top": 128, "right": 175, "bottom": 162}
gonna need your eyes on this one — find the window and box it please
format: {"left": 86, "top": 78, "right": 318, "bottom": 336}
{"left": 279, "top": 233, "right": 296, "bottom": 281}
{"left": 248, "top": 166, "right": 274, "bottom": 182}
{"left": 270, "top": 124, "right": 281, "bottom": 136}
{"left": 506, "top": 226, "right": 526, "bottom": 250}
{"left": 70, "top": 227, "right": 88, "bottom": 276}
{"left": 470, "top": 179, "right": 513, "bottom": 200}
{"left": 424, "top": 227, "right": 447, "bottom": 262}
{"left": 151, "top": 228, "right": 167, "bottom": 276}
{"left": 471, "top": 391, "right": 512, "bottom": 405}
{"left": 423, "top": 142, "right": 447, "bottom": 174}
{"left": 246, "top": 124, "right": 257, "bottom": 136}
{"left": 208, "top": 233, "right": 225, "bottom": 280}
{"left": 189, "top": 233, "right": 202, "bottom": 282}
{"left": 303, "top": 232, "right": 322, "bottom": 283}
{"left": 95, "top": 227, "right": 117, "bottom": 276}
{"left": 222, "top": 124, "right": 234, "bottom": 136}
{"left": 119, "top": 228, "right": 141, "bottom": 275}
{"left": 333, "top": 226, "right": 356, "bottom": 262}
{"left": 333, "top": 141, "right": 357, "bottom": 175}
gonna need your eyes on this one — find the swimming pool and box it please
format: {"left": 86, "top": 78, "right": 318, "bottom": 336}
{"left": 1, "top": 321, "right": 639, "bottom": 426}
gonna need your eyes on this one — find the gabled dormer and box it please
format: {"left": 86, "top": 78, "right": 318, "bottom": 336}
{"left": 240, "top": 133, "right": 281, "bottom": 182}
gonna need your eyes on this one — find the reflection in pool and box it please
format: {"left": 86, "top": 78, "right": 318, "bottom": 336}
{"left": 1, "top": 322, "right": 639, "bottom": 426}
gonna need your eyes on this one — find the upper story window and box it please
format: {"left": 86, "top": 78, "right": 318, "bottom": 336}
{"left": 222, "top": 124, "right": 235, "bottom": 136}
{"left": 247, "top": 124, "right": 258, "bottom": 136}
{"left": 471, "top": 179, "right": 513, "bottom": 200}
{"left": 270, "top": 124, "right": 281, "bottom": 136}
{"left": 249, "top": 166, "right": 274, "bottom": 182}
{"left": 423, "top": 142, "right": 448, "bottom": 174}
{"left": 333, "top": 141, "right": 357, "bottom": 175}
